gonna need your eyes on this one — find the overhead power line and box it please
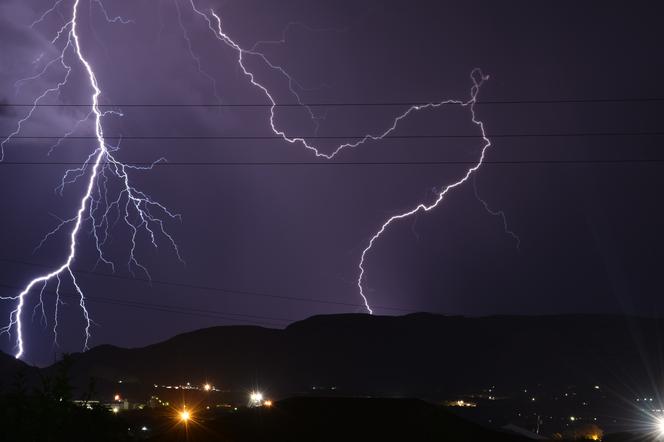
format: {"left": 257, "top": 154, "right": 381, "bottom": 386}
{"left": 2, "top": 97, "right": 664, "bottom": 107}
{"left": 0, "top": 281, "right": 290, "bottom": 328}
{"left": 0, "top": 257, "right": 415, "bottom": 313}
{"left": 3, "top": 131, "right": 664, "bottom": 140}
{"left": 0, "top": 159, "right": 662, "bottom": 166}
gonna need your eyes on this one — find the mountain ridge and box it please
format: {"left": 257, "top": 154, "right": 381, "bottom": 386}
{"left": 2, "top": 313, "right": 662, "bottom": 404}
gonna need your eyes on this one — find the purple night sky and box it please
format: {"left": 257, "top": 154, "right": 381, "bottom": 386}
{"left": 1, "top": 0, "right": 663, "bottom": 365}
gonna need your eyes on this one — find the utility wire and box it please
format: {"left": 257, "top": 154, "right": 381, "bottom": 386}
{"left": 3, "top": 132, "right": 664, "bottom": 140}
{"left": 0, "top": 159, "right": 662, "bottom": 166}
{"left": 0, "top": 281, "right": 289, "bottom": 328}
{"left": 2, "top": 97, "right": 664, "bottom": 107}
{"left": 0, "top": 257, "right": 415, "bottom": 313}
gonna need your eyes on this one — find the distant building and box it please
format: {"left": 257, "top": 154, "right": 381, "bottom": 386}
{"left": 103, "top": 398, "right": 130, "bottom": 413}
{"left": 444, "top": 399, "right": 477, "bottom": 408}
{"left": 72, "top": 400, "right": 100, "bottom": 410}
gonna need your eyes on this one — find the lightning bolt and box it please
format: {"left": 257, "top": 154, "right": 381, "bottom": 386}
{"left": 188, "top": 3, "right": 498, "bottom": 314}
{"left": 1, "top": 0, "right": 181, "bottom": 359}
{"left": 174, "top": 0, "right": 223, "bottom": 104}
{"left": 356, "top": 71, "right": 490, "bottom": 314}
{"left": 472, "top": 177, "right": 520, "bottom": 250}
{"left": 248, "top": 21, "right": 343, "bottom": 135}
{"left": 3, "top": 1, "right": 508, "bottom": 360}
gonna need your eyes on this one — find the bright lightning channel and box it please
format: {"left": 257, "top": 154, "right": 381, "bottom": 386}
{"left": 0, "top": 0, "right": 181, "bottom": 360}
{"left": 356, "top": 70, "right": 490, "bottom": 314}
{"left": 2, "top": 1, "right": 511, "bottom": 360}
{"left": 187, "top": 2, "right": 500, "bottom": 315}
{"left": 472, "top": 177, "right": 520, "bottom": 250}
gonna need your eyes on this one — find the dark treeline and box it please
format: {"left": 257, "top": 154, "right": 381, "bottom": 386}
{"left": 0, "top": 354, "right": 129, "bottom": 442}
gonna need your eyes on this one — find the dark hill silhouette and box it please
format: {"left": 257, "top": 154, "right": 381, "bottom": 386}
{"left": 27, "top": 313, "right": 664, "bottom": 401}
{"left": 0, "top": 349, "right": 36, "bottom": 389}
{"left": 0, "top": 349, "right": 25, "bottom": 373}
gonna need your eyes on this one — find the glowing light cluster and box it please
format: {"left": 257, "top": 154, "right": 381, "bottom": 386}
{"left": 249, "top": 391, "right": 264, "bottom": 407}
{"left": 655, "top": 416, "right": 664, "bottom": 438}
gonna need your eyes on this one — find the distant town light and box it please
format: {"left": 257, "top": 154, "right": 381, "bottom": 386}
{"left": 141, "top": 426, "right": 148, "bottom": 432}
{"left": 570, "top": 416, "right": 576, "bottom": 422}
{"left": 114, "top": 394, "right": 121, "bottom": 401}
{"left": 444, "top": 399, "right": 477, "bottom": 408}
{"left": 654, "top": 416, "right": 664, "bottom": 437}
{"left": 263, "top": 400, "right": 273, "bottom": 407}
{"left": 204, "top": 383, "right": 212, "bottom": 391}
{"left": 111, "top": 406, "right": 119, "bottom": 414}
{"left": 249, "top": 391, "right": 264, "bottom": 406}
{"left": 180, "top": 409, "right": 191, "bottom": 422}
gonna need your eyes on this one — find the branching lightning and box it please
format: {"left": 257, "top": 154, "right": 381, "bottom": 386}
{"left": 472, "top": 177, "right": 520, "bottom": 250}
{"left": 187, "top": 2, "right": 499, "bottom": 314}
{"left": 3, "top": 0, "right": 511, "bottom": 359}
{"left": 1, "top": 0, "right": 181, "bottom": 359}
{"left": 174, "top": 0, "right": 223, "bottom": 105}
{"left": 356, "top": 71, "right": 490, "bottom": 314}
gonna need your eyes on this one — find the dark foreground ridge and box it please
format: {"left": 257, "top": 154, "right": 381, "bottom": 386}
{"left": 138, "top": 397, "right": 529, "bottom": 442}
{"left": 2, "top": 313, "right": 664, "bottom": 439}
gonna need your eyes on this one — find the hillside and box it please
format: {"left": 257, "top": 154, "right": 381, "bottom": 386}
{"left": 46, "top": 313, "right": 664, "bottom": 401}
{"left": 0, "top": 349, "right": 35, "bottom": 389}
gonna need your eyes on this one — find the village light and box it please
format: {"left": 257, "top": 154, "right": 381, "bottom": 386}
{"left": 656, "top": 416, "right": 664, "bottom": 437}
{"left": 249, "top": 391, "right": 264, "bottom": 406}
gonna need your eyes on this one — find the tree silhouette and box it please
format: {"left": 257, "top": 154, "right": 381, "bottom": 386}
{"left": 0, "top": 354, "right": 129, "bottom": 442}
